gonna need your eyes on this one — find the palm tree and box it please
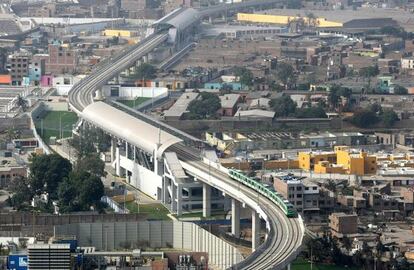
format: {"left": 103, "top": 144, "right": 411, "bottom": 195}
{"left": 14, "top": 94, "right": 28, "bottom": 112}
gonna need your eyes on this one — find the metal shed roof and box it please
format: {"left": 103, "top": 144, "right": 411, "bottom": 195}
{"left": 82, "top": 102, "right": 182, "bottom": 158}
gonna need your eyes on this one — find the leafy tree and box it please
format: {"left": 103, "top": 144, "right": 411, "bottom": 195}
{"left": 305, "top": 238, "right": 325, "bottom": 262}
{"left": 28, "top": 154, "right": 72, "bottom": 199}
{"left": 14, "top": 94, "right": 28, "bottom": 112}
{"left": 369, "top": 103, "right": 383, "bottom": 114}
{"left": 393, "top": 84, "right": 408, "bottom": 95}
{"left": 187, "top": 92, "right": 221, "bottom": 119}
{"left": 78, "top": 173, "right": 104, "bottom": 209}
{"left": 108, "top": 36, "right": 119, "bottom": 46}
{"left": 58, "top": 171, "right": 104, "bottom": 213}
{"left": 328, "top": 85, "right": 352, "bottom": 109}
{"left": 5, "top": 127, "right": 20, "bottom": 142}
{"left": 276, "top": 63, "right": 296, "bottom": 89}
{"left": 133, "top": 63, "right": 156, "bottom": 80}
{"left": 269, "top": 95, "right": 297, "bottom": 117}
{"left": 342, "top": 235, "right": 352, "bottom": 250}
{"left": 57, "top": 176, "right": 80, "bottom": 213}
{"left": 8, "top": 176, "right": 32, "bottom": 210}
{"left": 295, "top": 106, "right": 327, "bottom": 118}
{"left": 380, "top": 109, "right": 399, "bottom": 128}
{"left": 69, "top": 131, "right": 95, "bottom": 160}
{"left": 380, "top": 25, "right": 407, "bottom": 38}
{"left": 70, "top": 126, "right": 110, "bottom": 160}
{"left": 359, "top": 65, "right": 379, "bottom": 92}
{"left": 234, "top": 67, "right": 254, "bottom": 87}
{"left": 76, "top": 154, "right": 106, "bottom": 178}
{"left": 349, "top": 108, "right": 379, "bottom": 128}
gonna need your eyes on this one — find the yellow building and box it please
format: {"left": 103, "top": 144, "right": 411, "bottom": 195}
{"left": 298, "top": 151, "right": 336, "bottom": 171}
{"left": 236, "top": 13, "right": 343, "bottom": 28}
{"left": 298, "top": 146, "right": 377, "bottom": 175}
{"left": 102, "top": 29, "right": 137, "bottom": 37}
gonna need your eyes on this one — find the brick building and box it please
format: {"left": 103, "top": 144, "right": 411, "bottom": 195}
{"left": 218, "top": 94, "right": 240, "bottom": 117}
{"left": 6, "top": 51, "right": 31, "bottom": 85}
{"left": 0, "top": 160, "right": 27, "bottom": 188}
{"left": 329, "top": 212, "right": 358, "bottom": 236}
{"left": 273, "top": 174, "right": 335, "bottom": 214}
{"left": 46, "top": 44, "right": 78, "bottom": 74}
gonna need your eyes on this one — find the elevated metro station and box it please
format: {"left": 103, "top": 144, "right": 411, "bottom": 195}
{"left": 68, "top": 1, "right": 305, "bottom": 269}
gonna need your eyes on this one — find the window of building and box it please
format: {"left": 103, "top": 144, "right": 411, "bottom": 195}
{"left": 297, "top": 186, "right": 302, "bottom": 191}
{"left": 296, "top": 194, "right": 302, "bottom": 198}
{"left": 313, "top": 187, "right": 317, "bottom": 190}
{"left": 305, "top": 187, "right": 309, "bottom": 190}
{"left": 58, "top": 53, "right": 63, "bottom": 57}
{"left": 296, "top": 201, "right": 302, "bottom": 205}
{"left": 67, "top": 53, "right": 71, "bottom": 56}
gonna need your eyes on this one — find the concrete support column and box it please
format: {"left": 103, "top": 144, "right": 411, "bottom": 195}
{"left": 161, "top": 177, "right": 167, "bottom": 204}
{"left": 203, "top": 183, "right": 211, "bottom": 218}
{"left": 286, "top": 263, "right": 291, "bottom": 270}
{"left": 143, "top": 55, "right": 148, "bottom": 63}
{"left": 231, "top": 198, "right": 240, "bottom": 237}
{"left": 252, "top": 210, "right": 260, "bottom": 251}
{"left": 95, "top": 89, "right": 103, "bottom": 100}
{"left": 115, "top": 144, "right": 120, "bottom": 176}
{"left": 171, "top": 183, "right": 176, "bottom": 213}
{"left": 110, "top": 138, "right": 116, "bottom": 163}
{"left": 125, "top": 141, "right": 129, "bottom": 160}
{"left": 133, "top": 146, "right": 136, "bottom": 162}
{"left": 177, "top": 184, "right": 182, "bottom": 216}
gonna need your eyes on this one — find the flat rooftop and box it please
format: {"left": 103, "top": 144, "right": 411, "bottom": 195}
{"left": 257, "top": 7, "right": 414, "bottom": 30}
{"left": 164, "top": 92, "right": 199, "bottom": 118}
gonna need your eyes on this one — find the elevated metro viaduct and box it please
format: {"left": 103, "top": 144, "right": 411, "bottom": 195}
{"left": 81, "top": 103, "right": 232, "bottom": 216}
{"left": 68, "top": 1, "right": 305, "bottom": 269}
{"left": 79, "top": 100, "right": 304, "bottom": 269}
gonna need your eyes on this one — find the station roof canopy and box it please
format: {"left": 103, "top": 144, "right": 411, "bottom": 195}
{"left": 153, "top": 7, "right": 200, "bottom": 31}
{"left": 82, "top": 102, "right": 182, "bottom": 158}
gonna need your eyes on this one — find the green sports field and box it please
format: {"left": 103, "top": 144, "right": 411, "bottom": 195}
{"left": 292, "top": 258, "right": 359, "bottom": 270}
{"left": 35, "top": 111, "right": 78, "bottom": 143}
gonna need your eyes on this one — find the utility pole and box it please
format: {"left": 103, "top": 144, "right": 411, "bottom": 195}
{"left": 310, "top": 243, "right": 313, "bottom": 270}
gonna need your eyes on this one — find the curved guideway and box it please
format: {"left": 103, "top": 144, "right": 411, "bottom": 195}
{"left": 68, "top": 33, "right": 168, "bottom": 113}
{"left": 67, "top": 2, "right": 304, "bottom": 269}
{"left": 171, "top": 144, "right": 304, "bottom": 270}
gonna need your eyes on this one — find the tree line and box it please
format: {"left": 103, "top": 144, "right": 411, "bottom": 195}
{"left": 8, "top": 126, "right": 110, "bottom": 213}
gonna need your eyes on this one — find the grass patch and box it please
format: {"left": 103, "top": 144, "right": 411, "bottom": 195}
{"left": 125, "top": 202, "right": 170, "bottom": 220}
{"left": 34, "top": 111, "right": 78, "bottom": 144}
{"left": 117, "top": 97, "right": 150, "bottom": 108}
{"left": 292, "top": 258, "right": 359, "bottom": 270}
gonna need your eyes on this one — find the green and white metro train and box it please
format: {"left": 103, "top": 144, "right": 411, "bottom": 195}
{"left": 227, "top": 169, "right": 297, "bottom": 218}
